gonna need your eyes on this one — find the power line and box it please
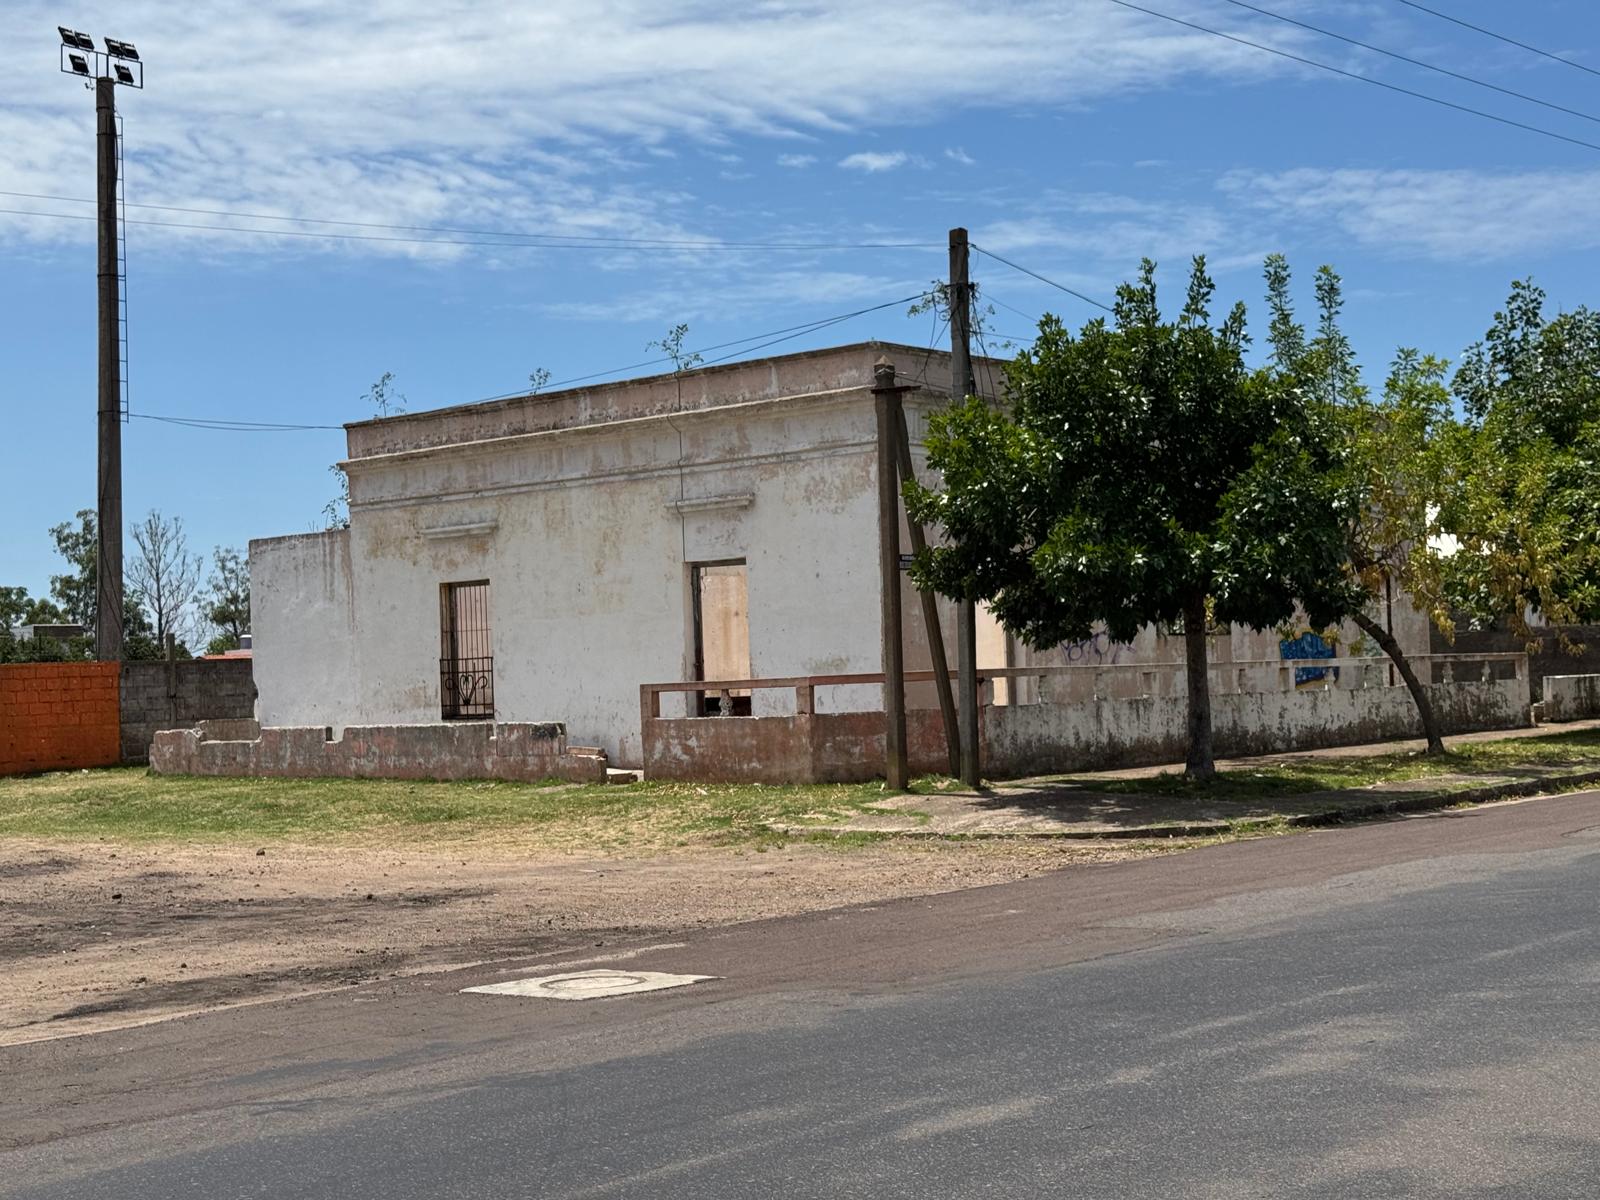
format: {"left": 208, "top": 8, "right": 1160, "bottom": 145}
{"left": 1394, "top": 0, "right": 1600, "bottom": 81}
{"left": 130, "top": 413, "right": 344, "bottom": 431}
{"left": 1100, "top": 0, "right": 1600, "bottom": 155}
{"left": 986, "top": 293, "right": 1043, "bottom": 324}
{"left": 1219, "top": 0, "right": 1600, "bottom": 127}
{"left": 0, "top": 194, "right": 935, "bottom": 252}
{"left": 970, "top": 245, "right": 1115, "bottom": 312}
{"left": 127, "top": 292, "right": 930, "bottom": 432}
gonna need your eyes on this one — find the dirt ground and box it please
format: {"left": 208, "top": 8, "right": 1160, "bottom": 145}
{"left": 0, "top": 836, "right": 1160, "bottom": 1046}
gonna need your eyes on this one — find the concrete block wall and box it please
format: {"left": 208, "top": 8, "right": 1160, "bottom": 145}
{"left": 119, "top": 659, "right": 257, "bottom": 764}
{"left": 0, "top": 662, "right": 121, "bottom": 775}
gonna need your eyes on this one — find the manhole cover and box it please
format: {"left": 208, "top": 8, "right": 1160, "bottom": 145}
{"left": 461, "top": 968, "right": 715, "bottom": 1001}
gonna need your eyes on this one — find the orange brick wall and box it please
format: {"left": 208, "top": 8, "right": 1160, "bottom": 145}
{"left": 0, "top": 662, "right": 122, "bottom": 776}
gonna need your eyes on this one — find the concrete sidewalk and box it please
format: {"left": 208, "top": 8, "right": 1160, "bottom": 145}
{"left": 788, "top": 720, "right": 1600, "bottom": 840}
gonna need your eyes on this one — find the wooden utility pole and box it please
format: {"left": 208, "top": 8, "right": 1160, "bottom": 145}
{"left": 95, "top": 75, "right": 124, "bottom": 662}
{"left": 949, "top": 228, "right": 980, "bottom": 787}
{"left": 874, "top": 358, "right": 908, "bottom": 791}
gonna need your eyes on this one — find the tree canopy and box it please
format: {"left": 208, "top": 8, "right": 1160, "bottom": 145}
{"left": 1445, "top": 281, "right": 1600, "bottom": 629}
{"left": 907, "top": 257, "right": 1357, "bottom": 776}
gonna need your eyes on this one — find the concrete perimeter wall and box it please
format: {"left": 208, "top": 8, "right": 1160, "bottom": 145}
{"left": 119, "top": 659, "right": 257, "bottom": 764}
{"left": 644, "top": 668, "right": 1532, "bottom": 783}
{"left": 1437, "top": 624, "right": 1600, "bottom": 701}
{"left": 149, "top": 720, "right": 607, "bottom": 783}
{"left": 0, "top": 662, "right": 121, "bottom": 775}
{"left": 1540, "top": 675, "right": 1600, "bottom": 723}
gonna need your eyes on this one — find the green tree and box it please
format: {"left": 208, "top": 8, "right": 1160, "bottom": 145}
{"left": 1264, "top": 257, "right": 1458, "bottom": 754}
{"left": 202, "top": 545, "right": 250, "bottom": 653}
{"left": 1446, "top": 280, "right": 1600, "bottom": 628}
{"left": 0, "top": 586, "right": 89, "bottom": 662}
{"left": 0, "top": 586, "right": 29, "bottom": 630}
{"left": 907, "top": 257, "right": 1355, "bottom": 778}
{"left": 47, "top": 509, "right": 98, "bottom": 630}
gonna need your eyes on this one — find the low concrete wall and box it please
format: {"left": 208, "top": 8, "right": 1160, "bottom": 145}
{"left": 643, "top": 661, "right": 1532, "bottom": 783}
{"left": 120, "top": 658, "right": 257, "bottom": 764}
{"left": 1435, "top": 624, "right": 1600, "bottom": 701}
{"left": 984, "top": 678, "right": 1529, "bottom": 778}
{"left": 1540, "top": 675, "right": 1600, "bottom": 723}
{"left": 150, "top": 720, "right": 607, "bottom": 783}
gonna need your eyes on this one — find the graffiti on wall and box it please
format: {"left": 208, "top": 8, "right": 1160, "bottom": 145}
{"left": 1279, "top": 630, "right": 1339, "bottom": 688}
{"left": 1060, "top": 630, "right": 1135, "bottom": 665}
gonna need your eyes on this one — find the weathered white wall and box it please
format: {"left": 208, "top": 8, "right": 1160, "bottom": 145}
{"left": 1541, "top": 674, "right": 1600, "bottom": 722}
{"left": 986, "top": 669, "right": 1531, "bottom": 776}
{"left": 250, "top": 531, "right": 356, "bottom": 731}
{"left": 252, "top": 345, "right": 939, "bottom": 767}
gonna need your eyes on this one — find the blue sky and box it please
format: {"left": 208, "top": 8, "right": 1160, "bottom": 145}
{"left": 4, "top": 0, "right": 1600, "bottom": 602}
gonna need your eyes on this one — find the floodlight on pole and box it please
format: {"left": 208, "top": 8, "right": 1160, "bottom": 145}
{"left": 55, "top": 29, "right": 144, "bottom": 662}
{"left": 57, "top": 29, "right": 143, "bottom": 88}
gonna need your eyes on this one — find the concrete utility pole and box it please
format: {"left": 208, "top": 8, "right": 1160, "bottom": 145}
{"left": 949, "top": 228, "right": 981, "bottom": 787}
{"left": 874, "top": 358, "right": 908, "bottom": 791}
{"left": 59, "top": 28, "right": 142, "bottom": 661}
{"left": 96, "top": 75, "right": 123, "bottom": 662}
{"left": 894, "top": 405, "right": 960, "bottom": 778}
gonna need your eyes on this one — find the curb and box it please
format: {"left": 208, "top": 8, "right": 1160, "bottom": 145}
{"left": 782, "top": 767, "right": 1600, "bottom": 842}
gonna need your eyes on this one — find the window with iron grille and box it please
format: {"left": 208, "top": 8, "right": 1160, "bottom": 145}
{"left": 440, "top": 580, "right": 493, "bottom": 720}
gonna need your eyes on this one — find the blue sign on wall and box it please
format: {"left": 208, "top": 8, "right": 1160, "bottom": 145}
{"left": 1280, "top": 631, "right": 1339, "bottom": 688}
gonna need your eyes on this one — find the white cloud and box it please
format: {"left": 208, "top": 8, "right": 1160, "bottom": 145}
{"left": 945, "top": 147, "right": 975, "bottom": 165}
{"left": 541, "top": 267, "right": 923, "bottom": 324}
{"left": 0, "top": 1, "right": 1315, "bottom": 258}
{"left": 1219, "top": 167, "right": 1600, "bottom": 260}
{"left": 777, "top": 153, "right": 818, "bottom": 168}
{"left": 839, "top": 150, "right": 909, "bottom": 172}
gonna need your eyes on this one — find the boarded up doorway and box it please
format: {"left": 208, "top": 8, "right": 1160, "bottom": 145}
{"left": 692, "top": 561, "right": 751, "bottom": 716}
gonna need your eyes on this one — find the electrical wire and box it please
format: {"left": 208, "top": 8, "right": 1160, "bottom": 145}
{"left": 986, "top": 294, "right": 1043, "bottom": 325}
{"left": 1393, "top": 0, "right": 1600, "bottom": 80}
{"left": 126, "top": 292, "right": 929, "bottom": 433}
{"left": 1218, "top": 0, "right": 1600, "bottom": 127}
{"left": 0, "top": 195, "right": 935, "bottom": 252}
{"left": 1100, "top": 0, "right": 1600, "bottom": 155}
{"left": 970, "top": 245, "right": 1115, "bottom": 312}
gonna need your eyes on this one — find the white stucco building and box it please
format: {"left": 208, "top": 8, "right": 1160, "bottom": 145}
{"left": 252, "top": 339, "right": 1461, "bottom": 777}
{"left": 251, "top": 342, "right": 1005, "bottom": 766}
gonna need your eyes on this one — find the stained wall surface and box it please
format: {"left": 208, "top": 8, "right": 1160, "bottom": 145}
{"left": 254, "top": 343, "right": 988, "bottom": 765}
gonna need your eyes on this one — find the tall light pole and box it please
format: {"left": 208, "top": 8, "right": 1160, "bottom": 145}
{"left": 59, "top": 28, "right": 142, "bottom": 661}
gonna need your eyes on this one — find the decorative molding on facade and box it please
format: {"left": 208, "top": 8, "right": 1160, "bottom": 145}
{"left": 668, "top": 492, "right": 755, "bottom": 516}
{"left": 419, "top": 519, "right": 499, "bottom": 540}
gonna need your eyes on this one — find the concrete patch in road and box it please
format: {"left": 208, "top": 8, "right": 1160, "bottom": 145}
{"left": 461, "top": 968, "right": 715, "bottom": 1001}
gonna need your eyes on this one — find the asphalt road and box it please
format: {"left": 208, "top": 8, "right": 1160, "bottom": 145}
{"left": 6, "top": 793, "right": 1600, "bottom": 1198}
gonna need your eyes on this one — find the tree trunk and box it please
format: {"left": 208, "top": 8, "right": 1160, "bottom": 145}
{"left": 1183, "top": 591, "right": 1215, "bottom": 779}
{"left": 1352, "top": 610, "right": 1446, "bottom": 755}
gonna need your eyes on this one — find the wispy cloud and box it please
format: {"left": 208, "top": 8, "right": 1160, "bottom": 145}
{"left": 945, "top": 147, "right": 975, "bottom": 165}
{"left": 839, "top": 150, "right": 910, "bottom": 172}
{"left": 0, "top": 1, "right": 1316, "bottom": 259}
{"left": 1219, "top": 167, "right": 1600, "bottom": 260}
{"left": 777, "top": 153, "right": 818, "bottom": 168}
